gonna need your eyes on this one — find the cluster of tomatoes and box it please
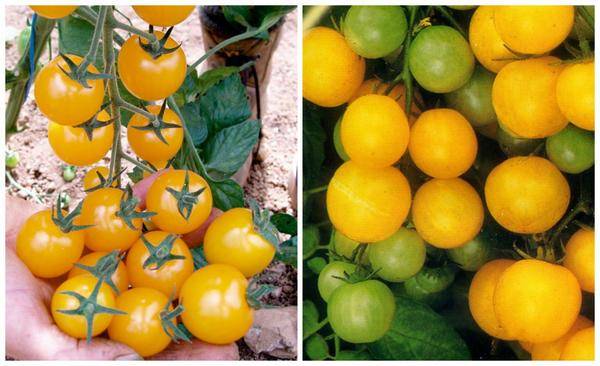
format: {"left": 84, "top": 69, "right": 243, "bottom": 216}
{"left": 16, "top": 5, "right": 278, "bottom": 358}
{"left": 303, "top": 5, "right": 594, "bottom": 360}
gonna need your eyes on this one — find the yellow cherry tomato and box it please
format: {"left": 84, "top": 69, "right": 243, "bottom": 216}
{"left": 485, "top": 156, "right": 570, "bottom": 234}
{"left": 83, "top": 166, "right": 118, "bottom": 191}
{"left": 532, "top": 316, "right": 593, "bottom": 360}
{"left": 108, "top": 287, "right": 175, "bottom": 357}
{"left": 68, "top": 251, "right": 130, "bottom": 294}
{"left": 179, "top": 264, "right": 253, "bottom": 344}
{"left": 126, "top": 231, "right": 194, "bottom": 297}
{"left": 469, "top": 6, "right": 516, "bottom": 73}
{"left": 412, "top": 178, "right": 483, "bottom": 248}
{"left": 341, "top": 95, "right": 410, "bottom": 168}
{"left": 494, "top": 259, "right": 581, "bottom": 343}
{"left": 51, "top": 275, "right": 118, "bottom": 339}
{"left": 563, "top": 228, "right": 595, "bottom": 293}
{"left": 127, "top": 105, "right": 183, "bottom": 163}
{"left": 303, "top": 27, "right": 365, "bottom": 107}
{"left": 494, "top": 6, "right": 574, "bottom": 55}
{"left": 16, "top": 209, "right": 84, "bottom": 278}
{"left": 78, "top": 187, "right": 143, "bottom": 251}
{"left": 326, "top": 161, "right": 412, "bottom": 243}
{"left": 204, "top": 208, "right": 275, "bottom": 278}
{"left": 143, "top": 160, "right": 170, "bottom": 179}
{"left": 468, "top": 259, "right": 516, "bottom": 340}
{"left": 146, "top": 169, "right": 213, "bottom": 234}
{"left": 560, "top": 327, "right": 595, "bottom": 360}
{"left": 492, "top": 56, "right": 567, "bottom": 138}
{"left": 408, "top": 108, "right": 477, "bottom": 179}
{"left": 556, "top": 61, "right": 595, "bottom": 131}
{"left": 132, "top": 5, "right": 195, "bottom": 26}
{"left": 30, "top": 5, "right": 78, "bottom": 19}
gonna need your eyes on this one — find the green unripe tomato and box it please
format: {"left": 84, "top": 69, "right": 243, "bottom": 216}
{"left": 447, "top": 231, "right": 493, "bottom": 271}
{"left": 445, "top": 66, "right": 497, "bottom": 127}
{"left": 546, "top": 124, "right": 594, "bottom": 174}
{"left": 318, "top": 261, "right": 357, "bottom": 302}
{"left": 332, "top": 230, "right": 368, "bottom": 264}
{"left": 333, "top": 118, "right": 349, "bottom": 161}
{"left": 368, "top": 228, "right": 426, "bottom": 282}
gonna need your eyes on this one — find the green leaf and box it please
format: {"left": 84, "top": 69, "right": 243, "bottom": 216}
{"left": 305, "top": 334, "right": 329, "bottom": 360}
{"left": 207, "top": 178, "right": 244, "bottom": 211}
{"left": 180, "top": 101, "right": 209, "bottom": 147}
{"left": 202, "top": 119, "right": 260, "bottom": 180}
{"left": 5, "top": 69, "right": 20, "bottom": 90}
{"left": 173, "top": 70, "right": 201, "bottom": 107}
{"left": 306, "top": 256, "right": 326, "bottom": 274}
{"left": 222, "top": 6, "right": 252, "bottom": 29}
{"left": 57, "top": 15, "right": 103, "bottom": 68}
{"left": 302, "top": 102, "right": 327, "bottom": 188}
{"left": 127, "top": 166, "right": 144, "bottom": 184}
{"left": 275, "top": 237, "right": 297, "bottom": 267}
{"left": 271, "top": 213, "right": 297, "bottom": 236}
{"left": 190, "top": 246, "right": 208, "bottom": 270}
{"left": 368, "top": 296, "right": 470, "bottom": 360}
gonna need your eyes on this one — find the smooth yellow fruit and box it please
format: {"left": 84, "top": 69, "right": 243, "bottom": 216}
{"left": 532, "top": 316, "right": 593, "bottom": 360}
{"left": 303, "top": 27, "right": 365, "bottom": 107}
{"left": 494, "top": 259, "right": 581, "bottom": 343}
{"left": 560, "top": 327, "right": 595, "bottom": 360}
{"left": 556, "top": 61, "right": 595, "bottom": 131}
{"left": 412, "top": 178, "right": 483, "bottom": 248}
{"left": 341, "top": 95, "right": 409, "bottom": 168}
{"left": 469, "top": 6, "right": 517, "bottom": 73}
{"left": 468, "top": 259, "right": 516, "bottom": 340}
{"left": 408, "top": 108, "right": 477, "bottom": 178}
{"left": 494, "top": 6, "right": 575, "bottom": 55}
{"left": 492, "top": 56, "right": 567, "bottom": 138}
{"left": 564, "top": 228, "right": 595, "bottom": 293}
{"left": 327, "top": 161, "right": 411, "bottom": 243}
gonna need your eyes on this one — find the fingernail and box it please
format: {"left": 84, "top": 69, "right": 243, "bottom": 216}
{"left": 114, "top": 353, "right": 143, "bottom": 360}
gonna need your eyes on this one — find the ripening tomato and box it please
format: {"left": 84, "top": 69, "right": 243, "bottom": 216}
{"left": 83, "top": 166, "right": 118, "bottom": 191}
{"left": 532, "top": 316, "right": 593, "bottom": 360}
{"left": 127, "top": 105, "right": 183, "bottom": 163}
{"left": 494, "top": 259, "right": 581, "bottom": 343}
{"left": 468, "top": 6, "right": 516, "bottom": 73}
{"left": 48, "top": 110, "right": 114, "bottom": 166}
{"left": 117, "top": 31, "right": 186, "bottom": 101}
{"left": 412, "top": 178, "right": 483, "bottom": 249}
{"left": 327, "top": 161, "right": 412, "bottom": 243}
{"left": 409, "top": 108, "right": 477, "bottom": 178}
{"left": 556, "top": 61, "right": 594, "bottom": 131}
{"left": 560, "top": 327, "right": 595, "bottom": 360}
{"left": 179, "top": 264, "right": 253, "bottom": 344}
{"left": 126, "top": 231, "right": 193, "bottom": 297}
{"left": 303, "top": 27, "right": 365, "bottom": 107}
{"left": 484, "top": 156, "right": 570, "bottom": 234}
{"left": 68, "top": 251, "right": 130, "bottom": 294}
{"left": 332, "top": 230, "right": 369, "bottom": 265}
{"left": 78, "top": 187, "right": 143, "bottom": 251}
{"left": 34, "top": 54, "right": 104, "bottom": 125}
{"left": 108, "top": 287, "right": 175, "bottom": 357}
{"left": 146, "top": 169, "right": 213, "bottom": 234}
{"left": 492, "top": 56, "right": 567, "bottom": 138}
{"left": 494, "top": 6, "right": 574, "bottom": 55}
{"left": 341, "top": 95, "right": 409, "bottom": 168}
{"left": 318, "top": 261, "right": 357, "bottom": 302}
{"left": 16, "top": 209, "right": 84, "bottom": 278}
{"left": 204, "top": 208, "right": 275, "bottom": 278}
{"left": 563, "top": 228, "right": 595, "bottom": 293}
{"left": 30, "top": 5, "right": 78, "bottom": 19}
{"left": 132, "top": 5, "right": 195, "bottom": 26}
{"left": 51, "top": 275, "right": 117, "bottom": 339}
{"left": 468, "top": 259, "right": 516, "bottom": 340}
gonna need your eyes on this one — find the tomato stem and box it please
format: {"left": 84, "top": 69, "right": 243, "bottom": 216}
{"left": 77, "top": 6, "right": 107, "bottom": 73}
{"left": 75, "top": 6, "right": 125, "bottom": 45}
{"left": 107, "top": 9, "right": 158, "bottom": 45}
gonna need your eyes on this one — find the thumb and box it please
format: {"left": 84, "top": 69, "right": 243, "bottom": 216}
{"left": 42, "top": 327, "right": 141, "bottom": 360}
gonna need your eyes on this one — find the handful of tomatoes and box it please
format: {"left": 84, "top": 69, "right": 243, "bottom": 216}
{"left": 303, "top": 5, "right": 594, "bottom": 360}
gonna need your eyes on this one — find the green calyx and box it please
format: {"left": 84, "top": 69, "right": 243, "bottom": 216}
{"left": 84, "top": 168, "right": 125, "bottom": 193}
{"left": 141, "top": 234, "right": 186, "bottom": 270}
{"left": 74, "top": 103, "right": 115, "bottom": 141}
{"left": 115, "top": 185, "right": 156, "bottom": 230}
{"left": 248, "top": 198, "right": 280, "bottom": 251}
{"left": 74, "top": 251, "right": 123, "bottom": 295}
{"left": 246, "top": 277, "right": 277, "bottom": 310}
{"left": 57, "top": 53, "right": 113, "bottom": 89}
{"left": 160, "top": 292, "right": 191, "bottom": 343}
{"left": 51, "top": 195, "right": 92, "bottom": 233}
{"left": 138, "top": 26, "right": 181, "bottom": 59}
{"left": 132, "top": 100, "right": 181, "bottom": 145}
{"left": 57, "top": 279, "right": 126, "bottom": 343}
{"left": 166, "top": 171, "right": 205, "bottom": 221}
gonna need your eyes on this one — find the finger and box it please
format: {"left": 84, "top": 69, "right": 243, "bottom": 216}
{"left": 131, "top": 170, "right": 166, "bottom": 209}
{"left": 181, "top": 208, "right": 223, "bottom": 247}
{"left": 149, "top": 339, "right": 239, "bottom": 360}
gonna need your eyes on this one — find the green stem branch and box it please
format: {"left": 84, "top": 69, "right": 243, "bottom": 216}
{"left": 79, "top": 6, "right": 107, "bottom": 71}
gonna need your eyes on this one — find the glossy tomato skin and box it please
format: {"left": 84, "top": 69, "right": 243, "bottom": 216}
{"left": 127, "top": 105, "right": 183, "bottom": 163}
{"left": 146, "top": 169, "right": 213, "bottom": 234}
{"left": 327, "top": 161, "right": 412, "bottom": 243}
{"left": 532, "top": 316, "right": 593, "bottom": 360}
{"left": 560, "top": 327, "right": 595, "bottom": 360}
{"left": 83, "top": 166, "right": 118, "bottom": 191}
{"left": 68, "top": 251, "right": 130, "bottom": 294}
{"left": 546, "top": 124, "right": 594, "bottom": 174}
{"left": 204, "top": 208, "right": 275, "bottom": 278}
{"left": 327, "top": 280, "right": 395, "bottom": 343}
{"left": 556, "top": 61, "right": 594, "bottom": 131}
{"left": 317, "top": 261, "right": 357, "bottom": 302}
{"left": 118, "top": 31, "right": 186, "bottom": 101}
{"left": 126, "top": 231, "right": 193, "bottom": 297}
{"left": 51, "top": 275, "right": 117, "bottom": 339}
{"left": 29, "top": 5, "right": 78, "bottom": 19}
{"left": 78, "top": 188, "right": 143, "bottom": 251}
{"left": 34, "top": 54, "right": 104, "bottom": 125}
{"left": 108, "top": 287, "right": 174, "bottom": 357}
{"left": 468, "top": 6, "right": 516, "bottom": 73}
{"left": 563, "top": 228, "right": 595, "bottom": 293}
{"left": 333, "top": 118, "right": 349, "bottom": 161}
{"left": 179, "top": 264, "right": 253, "bottom": 344}
{"left": 369, "top": 228, "right": 426, "bottom": 282}
{"left": 16, "top": 209, "right": 84, "bottom": 278}
{"left": 408, "top": 25, "right": 474, "bottom": 93}
{"left": 48, "top": 110, "right": 114, "bottom": 166}
{"left": 342, "top": 6, "right": 408, "bottom": 59}
{"left": 445, "top": 66, "right": 497, "bottom": 127}
{"left": 132, "top": 5, "right": 194, "bottom": 26}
